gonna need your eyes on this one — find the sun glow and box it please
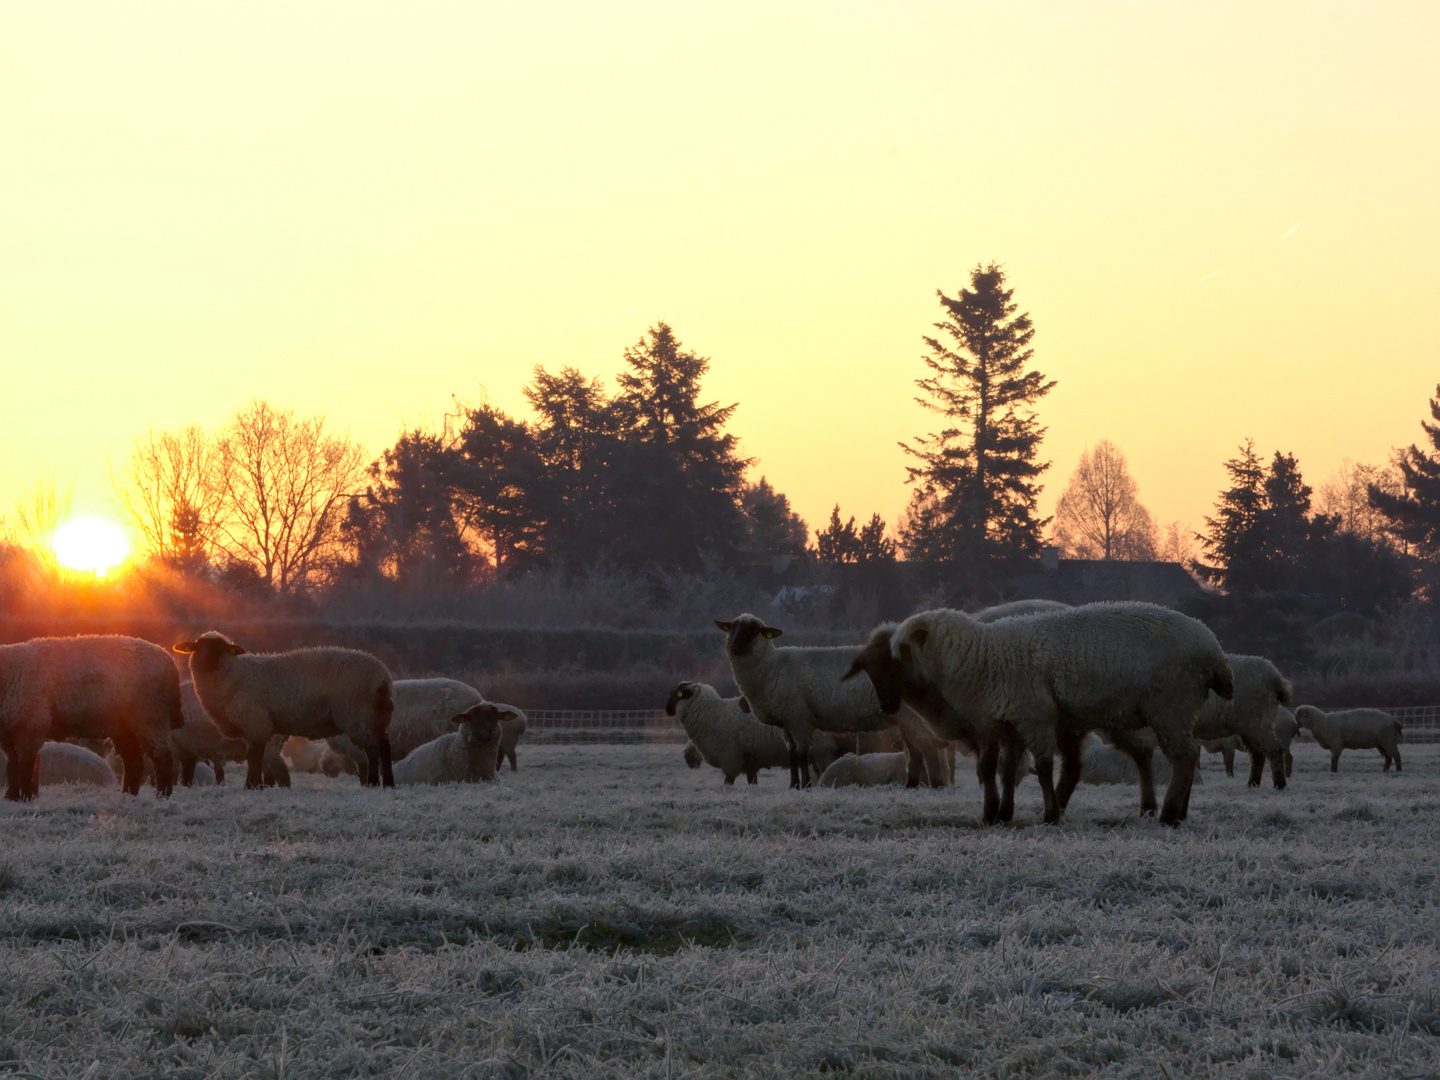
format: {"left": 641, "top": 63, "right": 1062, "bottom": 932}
{"left": 52, "top": 517, "right": 130, "bottom": 576}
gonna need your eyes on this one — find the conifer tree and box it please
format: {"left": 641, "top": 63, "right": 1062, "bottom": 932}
{"left": 1369, "top": 385, "right": 1440, "bottom": 594}
{"left": 1195, "top": 440, "right": 1267, "bottom": 592}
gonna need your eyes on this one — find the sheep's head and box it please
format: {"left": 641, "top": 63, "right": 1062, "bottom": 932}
{"left": 1293, "top": 704, "right": 1322, "bottom": 730}
{"left": 173, "top": 631, "right": 247, "bottom": 673}
{"left": 715, "top": 614, "right": 782, "bottom": 659}
{"left": 453, "top": 703, "right": 506, "bottom": 745}
{"left": 843, "top": 624, "right": 905, "bottom": 714}
{"left": 665, "top": 681, "right": 699, "bottom": 717}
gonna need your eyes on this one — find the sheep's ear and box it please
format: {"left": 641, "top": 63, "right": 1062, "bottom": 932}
{"left": 908, "top": 627, "right": 929, "bottom": 649}
{"left": 842, "top": 657, "right": 865, "bottom": 682}
{"left": 173, "top": 641, "right": 197, "bottom": 653}
{"left": 227, "top": 643, "right": 247, "bottom": 655}
{"left": 761, "top": 627, "right": 783, "bottom": 639}
{"left": 738, "top": 696, "right": 751, "bottom": 713}
{"left": 714, "top": 620, "right": 733, "bottom": 633}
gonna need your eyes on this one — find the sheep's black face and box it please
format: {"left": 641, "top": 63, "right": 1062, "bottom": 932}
{"left": 173, "top": 632, "right": 246, "bottom": 673}
{"left": 665, "top": 683, "right": 696, "bottom": 717}
{"left": 454, "top": 704, "right": 502, "bottom": 747}
{"left": 716, "top": 615, "right": 781, "bottom": 659}
{"left": 845, "top": 630, "right": 905, "bottom": 714}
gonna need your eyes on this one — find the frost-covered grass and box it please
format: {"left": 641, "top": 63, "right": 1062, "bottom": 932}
{"left": 1, "top": 742, "right": 1437, "bottom": 1078}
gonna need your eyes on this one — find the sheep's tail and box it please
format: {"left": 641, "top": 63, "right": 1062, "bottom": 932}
{"left": 1273, "top": 672, "right": 1295, "bottom": 707}
{"left": 1209, "top": 655, "right": 1235, "bottom": 701}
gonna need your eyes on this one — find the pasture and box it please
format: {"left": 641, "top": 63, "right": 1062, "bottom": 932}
{"left": 1, "top": 742, "right": 1437, "bottom": 1079}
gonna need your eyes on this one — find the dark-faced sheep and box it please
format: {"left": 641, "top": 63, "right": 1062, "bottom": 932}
{"left": 174, "top": 631, "right": 394, "bottom": 789}
{"left": 0, "top": 635, "right": 182, "bottom": 801}
{"left": 391, "top": 702, "right": 505, "bottom": 784}
{"left": 328, "top": 677, "right": 483, "bottom": 776}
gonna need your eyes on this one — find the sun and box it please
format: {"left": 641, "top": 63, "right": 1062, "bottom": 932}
{"left": 52, "top": 517, "right": 131, "bottom": 576}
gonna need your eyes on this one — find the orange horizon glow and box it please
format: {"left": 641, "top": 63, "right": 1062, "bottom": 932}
{"left": 51, "top": 517, "right": 131, "bottom": 577}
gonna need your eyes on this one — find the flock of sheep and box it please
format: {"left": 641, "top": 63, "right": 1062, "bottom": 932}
{"left": 0, "top": 600, "right": 1409, "bottom": 824}
{"left": 677, "top": 599, "right": 1406, "bottom": 826}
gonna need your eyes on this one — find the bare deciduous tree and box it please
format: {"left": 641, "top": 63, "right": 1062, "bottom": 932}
{"left": 109, "top": 424, "right": 227, "bottom": 568}
{"left": 214, "top": 399, "right": 367, "bottom": 593}
{"left": 1051, "top": 440, "right": 1157, "bottom": 560}
{"left": 1157, "top": 520, "right": 1197, "bottom": 567}
{"left": 9, "top": 472, "right": 73, "bottom": 570}
{"left": 1316, "top": 456, "right": 1405, "bottom": 545}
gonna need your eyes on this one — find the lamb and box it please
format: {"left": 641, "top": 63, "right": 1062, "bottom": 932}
{"left": 879, "top": 603, "right": 1232, "bottom": 826}
{"left": 0, "top": 742, "right": 119, "bottom": 789}
{"left": 1192, "top": 654, "right": 1293, "bottom": 789}
{"left": 328, "top": 677, "right": 482, "bottom": 775}
{"left": 665, "top": 681, "right": 791, "bottom": 785}
{"left": 817, "top": 752, "right": 910, "bottom": 788}
{"left": 1079, "top": 733, "right": 1177, "bottom": 786}
{"left": 172, "top": 681, "right": 289, "bottom": 787}
{"left": 1294, "top": 705, "right": 1402, "bottom": 772}
{"left": 496, "top": 706, "right": 527, "bottom": 772}
{"left": 1273, "top": 706, "right": 1298, "bottom": 777}
{"left": 174, "top": 631, "right": 394, "bottom": 788}
{"left": 391, "top": 702, "right": 505, "bottom": 785}
{"left": 282, "top": 736, "right": 327, "bottom": 773}
{"left": 1201, "top": 735, "right": 1244, "bottom": 777}
{"left": 0, "top": 635, "right": 183, "bottom": 800}
{"left": 715, "top": 615, "right": 952, "bottom": 790}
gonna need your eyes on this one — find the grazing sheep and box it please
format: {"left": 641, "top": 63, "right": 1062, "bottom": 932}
{"left": 0, "top": 742, "right": 119, "bottom": 789}
{"left": 319, "top": 745, "right": 359, "bottom": 777}
{"left": 817, "top": 752, "right": 910, "bottom": 788}
{"left": 715, "top": 615, "right": 951, "bottom": 790}
{"left": 1192, "top": 654, "right": 1293, "bottom": 789}
{"left": 391, "top": 702, "right": 504, "bottom": 785}
{"left": 174, "top": 631, "right": 394, "bottom": 789}
{"left": 1273, "top": 706, "right": 1298, "bottom": 777}
{"left": 328, "top": 677, "right": 482, "bottom": 776}
{"left": 172, "top": 681, "right": 289, "bottom": 788}
{"left": 881, "top": 603, "right": 1232, "bottom": 826}
{"left": 665, "top": 681, "right": 791, "bottom": 785}
{"left": 1201, "top": 735, "right": 1244, "bottom": 777}
{"left": 0, "top": 635, "right": 182, "bottom": 801}
{"left": 1294, "top": 705, "right": 1403, "bottom": 772}
{"left": 496, "top": 706, "right": 527, "bottom": 772}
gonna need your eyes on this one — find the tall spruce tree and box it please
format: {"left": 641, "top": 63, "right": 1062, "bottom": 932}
{"left": 899, "top": 264, "right": 1054, "bottom": 568}
{"left": 1369, "top": 385, "right": 1440, "bottom": 596}
{"left": 1195, "top": 440, "right": 1268, "bottom": 592}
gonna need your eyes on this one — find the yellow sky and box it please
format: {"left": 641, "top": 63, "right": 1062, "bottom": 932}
{"left": 3, "top": 2, "right": 1438, "bottom": 546}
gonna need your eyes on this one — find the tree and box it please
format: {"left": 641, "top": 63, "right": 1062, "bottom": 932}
{"left": 900, "top": 264, "right": 1054, "bottom": 568}
{"left": 817, "top": 506, "right": 895, "bottom": 565}
{"left": 451, "top": 404, "right": 548, "bottom": 576}
{"left": 740, "top": 478, "right": 808, "bottom": 559}
{"left": 110, "top": 424, "right": 227, "bottom": 571}
{"left": 213, "top": 399, "right": 368, "bottom": 594}
{"left": 1195, "top": 440, "right": 1267, "bottom": 591}
{"left": 1316, "top": 457, "right": 1404, "bottom": 545}
{"left": 1369, "top": 385, "right": 1440, "bottom": 594}
{"left": 9, "top": 472, "right": 72, "bottom": 573}
{"left": 1051, "top": 440, "right": 1157, "bottom": 559}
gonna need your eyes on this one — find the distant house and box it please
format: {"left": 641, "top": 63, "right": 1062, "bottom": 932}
{"left": 999, "top": 550, "right": 1204, "bottom": 609}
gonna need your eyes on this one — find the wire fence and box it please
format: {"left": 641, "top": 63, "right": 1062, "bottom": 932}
{"left": 522, "top": 707, "right": 1440, "bottom": 745}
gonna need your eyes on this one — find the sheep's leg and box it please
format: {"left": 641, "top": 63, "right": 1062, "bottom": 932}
{"left": 113, "top": 734, "right": 145, "bottom": 797}
{"left": 496, "top": 747, "right": 505, "bottom": 771}
{"left": 152, "top": 747, "right": 175, "bottom": 798}
{"left": 2, "top": 735, "right": 21, "bottom": 802}
{"left": 245, "top": 740, "right": 267, "bottom": 790}
{"left": 377, "top": 731, "right": 395, "bottom": 788}
{"left": 507, "top": 748, "right": 518, "bottom": 772}
{"left": 1034, "top": 754, "right": 1061, "bottom": 824}
{"left": 746, "top": 770, "right": 758, "bottom": 784}
{"left": 902, "top": 736, "right": 924, "bottom": 789}
{"left": 177, "top": 748, "right": 198, "bottom": 787}
{"left": 977, "top": 739, "right": 1001, "bottom": 824}
{"left": 213, "top": 759, "right": 225, "bottom": 785}
{"left": 742, "top": 754, "right": 759, "bottom": 785}
{"left": 1155, "top": 744, "right": 1198, "bottom": 828}
{"left": 1393, "top": 746, "right": 1401, "bottom": 772}
{"left": 1053, "top": 730, "right": 1084, "bottom": 812}
{"left": 1266, "top": 748, "right": 1287, "bottom": 790}
{"left": 784, "top": 732, "right": 801, "bottom": 790}
{"left": 724, "top": 773, "right": 737, "bottom": 786}
{"left": 1330, "top": 750, "right": 1341, "bottom": 772}
{"left": 363, "top": 746, "right": 381, "bottom": 787}
{"left": 998, "top": 730, "right": 1024, "bottom": 823}
{"left": 1238, "top": 736, "right": 1265, "bottom": 787}
{"left": 1222, "top": 747, "right": 1235, "bottom": 777}
{"left": 1284, "top": 749, "right": 1293, "bottom": 777}
{"left": 1381, "top": 748, "right": 1392, "bottom": 772}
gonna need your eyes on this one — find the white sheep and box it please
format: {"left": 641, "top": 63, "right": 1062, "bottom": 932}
{"left": 0, "top": 635, "right": 183, "bottom": 800}
{"left": 1273, "top": 706, "right": 1298, "bottom": 777}
{"left": 971, "top": 599, "right": 1071, "bottom": 622}
{"left": 174, "top": 631, "right": 394, "bottom": 788}
{"left": 328, "top": 677, "right": 483, "bottom": 775}
{"left": 1192, "top": 654, "right": 1294, "bottom": 789}
{"left": 282, "top": 736, "right": 327, "bottom": 773}
{"left": 1294, "top": 705, "right": 1402, "bottom": 772}
{"left": 0, "top": 742, "right": 119, "bottom": 790}
{"left": 391, "top": 702, "right": 505, "bottom": 785}
{"left": 817, "top": 752, "right": 910, "bottom": 788}
{"left": 665, "top": 681, "right": 791, "bottom": 785}
{"left": 884, "top": 602, "right": 1233, "bottom": 826}
{"left": 1078, "top": 733, "right": 1178, "bottom": 786}
{"left": 496, "top": 707, "right": 527, "bottom": 772}
{"left": 715, "top": 614, "right": 951, "bottom": 790}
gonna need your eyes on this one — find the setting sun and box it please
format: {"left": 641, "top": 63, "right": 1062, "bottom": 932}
{"left": 52, "top": 517, "right": 130, "bottom": 576}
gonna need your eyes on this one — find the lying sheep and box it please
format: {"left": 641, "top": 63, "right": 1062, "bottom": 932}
{"left": 0, "top": 635, "right": 183, "bottom": 800}
{"left": 666, "top": 681, "right": 791, "bottom": 785}
{"left": 1294, "top": 705, "right": 1402, "bottom": 772}
{"left": 1079, "top": 733, "right": 1177, "bottom": 786}
{"left": 319, "top": 745, "right": 359, "bottom": 777}
{"left": 881, "top": 603, "right": 1232, "bottom": 826}
{"left": 716, "top": 614, "right": 951, "bottom": 789}
{"left": 1274, "top": 706, "right": 1298, "bottom": 777}
{"left": 0, "top": 742, "right": 119, "bottom": 789}
{"left": 1201, "top": 735, "right": 1244, "bottom": 777}
{"left": 175, "top": 631, "right": 394, "bottom": 788}
{"left": 172, "top": 681, "right": 289, "bottom": 788}
{"left": 328, "top": 677, "right": 482, "bottom": 776}
{"left": 817, "top": 752, "right": 910, "bottom": 788}
{"left": 391, "top": 702, "right": 504, "bottom": 785}
{"left": 282, "top": 736, "right": 327, "bottom": 773}
{"left": 1193, "top": 654, "right": 1293, "bottom": 789}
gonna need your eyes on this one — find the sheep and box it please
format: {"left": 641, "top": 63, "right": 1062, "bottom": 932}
{"left": 1201, "top": 735, "right": 1244, "bottom": 777}
{"left": 879, "top": 603, "right": 1232, "bottom": 826}
{"left": 0, "top": 742, "right": 119, "bottom": 789}
{"left": 319, "top": 745, "right": 359, "bottom": 777}
{"left": 1192, "top": 654, "right": 1294, "bottom": 789}
{"left": 715, "top": 615, "right": 952, "bottom": 790}
{"left": 496, "top": 706, "right": 527, "bottom": 772}
{"left": 1294, "top": 705, "right": 1403, "bottom": 772}
{"left": 328, "top": 677, "right": 482, "bottom": 776}
{"left": 282, "top": 736, "right": 327, "bottom": 773}
{"left": 391, "top": 702, "right": 505, "bottom": 785}
{"left": 1273, "top": 706, "right": 1298, "bottom": 777}
{"left": 0, "top": 635, "right": 182, "bottom": 801}
{"left": 817, "top": 752, "right": 910, "bottom": 788}
{"left": 665, "top": 681, "right": 792, "bottom": 785}
{"left": 1078, "top": 733, "right": 1177, "bottom": 786}
{"left": 172, "top": 681, "right": 289, "bottom": 788}
{"left": 970, "top": 599, "right": 1071, "bottom": 621}
{"left": 174, "top": 631, "right": 394, "bottom": 789}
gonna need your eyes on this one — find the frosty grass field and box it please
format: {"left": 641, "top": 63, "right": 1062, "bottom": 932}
{"left": 1, "top": 742, "right": 1437, "bottom": 1079}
